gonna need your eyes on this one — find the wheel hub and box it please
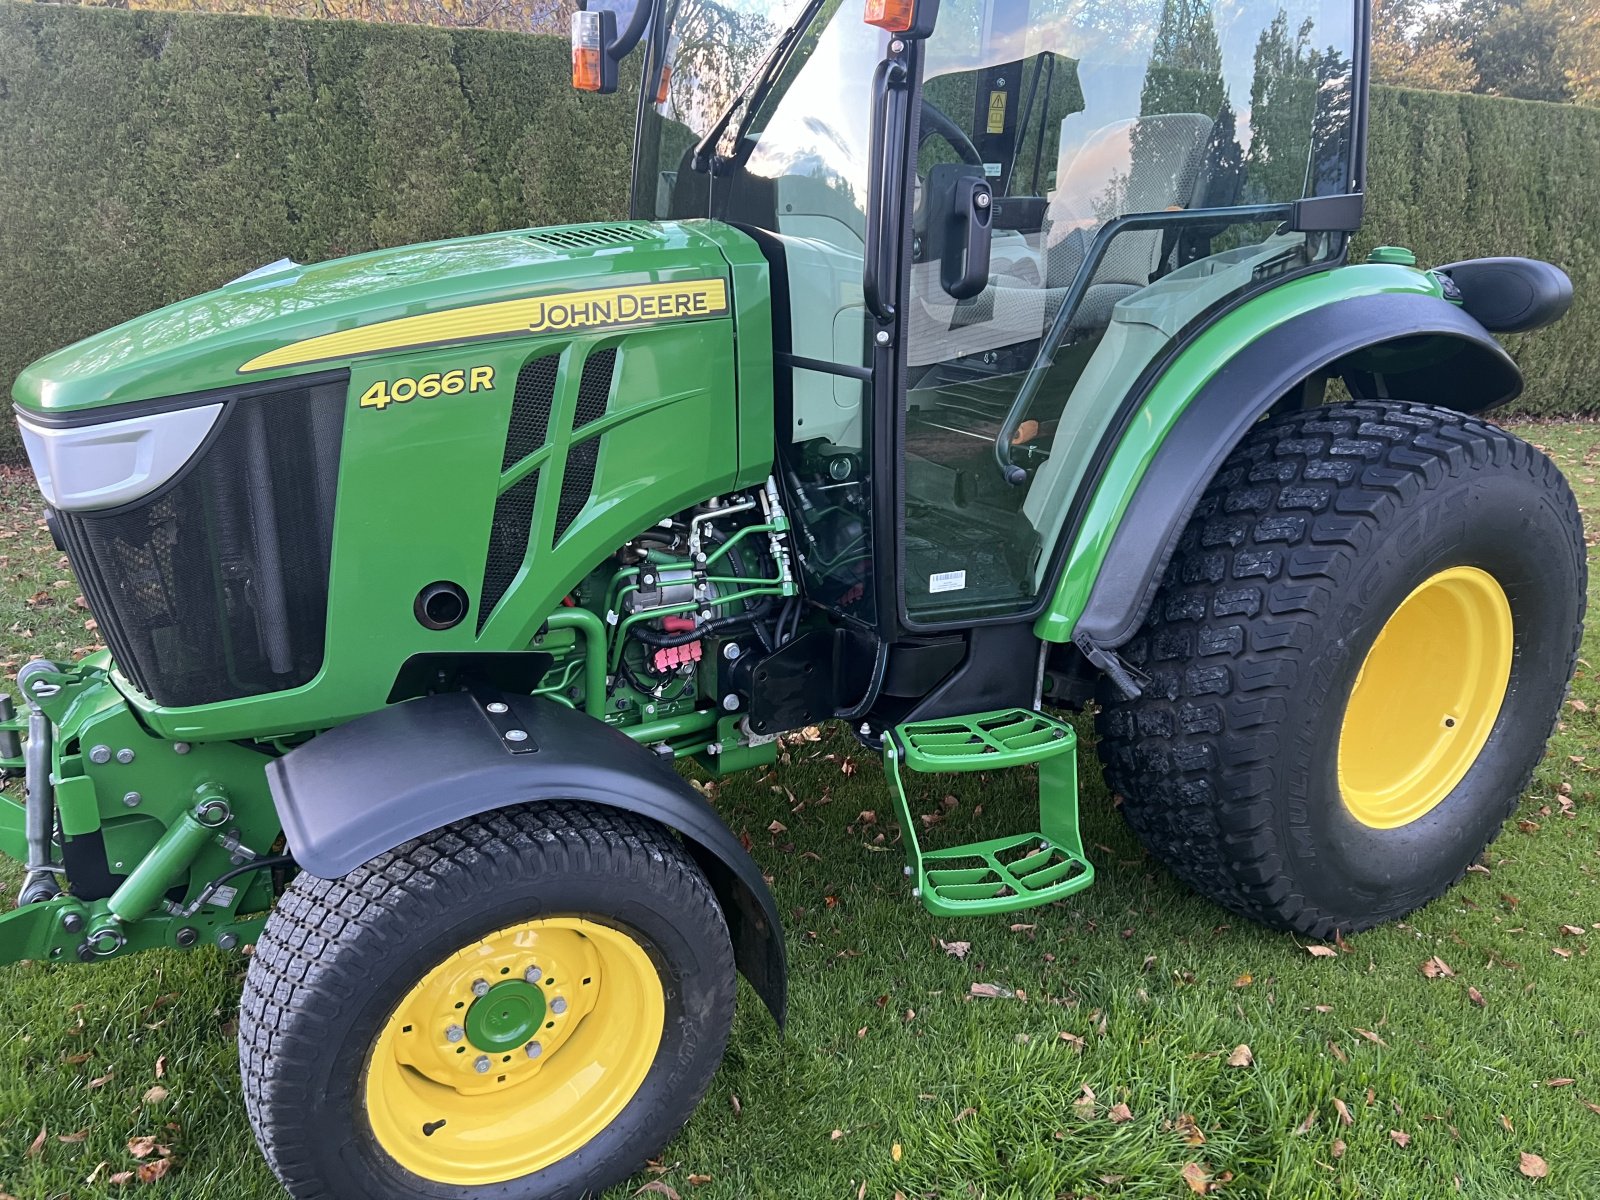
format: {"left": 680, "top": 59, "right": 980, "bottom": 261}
{"left": 464, "top": 980, "right": 547, "bottom": 1054}
{"left": 1338, "top": 566, "right": 1514, "bottom": 829}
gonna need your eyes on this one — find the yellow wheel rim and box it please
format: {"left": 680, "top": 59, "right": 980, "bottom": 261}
{"left": 1338, "top": 566, "right": 1513, "bottom": 829}
{"left": 363, "top": 916, "right": 665, "bottom": 1186}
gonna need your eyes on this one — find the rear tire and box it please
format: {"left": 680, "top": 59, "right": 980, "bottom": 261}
{"left": 1095, "top": 402, "right": 1586, "bottom": 938}
{"left": 240, "top": 802, "right": 735, "bottom": 1200}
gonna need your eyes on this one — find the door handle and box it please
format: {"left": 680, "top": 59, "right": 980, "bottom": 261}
{"left": 941, "top": 177, "right": 993, "bottom": 300}
{"left": 864, "top": 57, "right": 908, "bottom": 322}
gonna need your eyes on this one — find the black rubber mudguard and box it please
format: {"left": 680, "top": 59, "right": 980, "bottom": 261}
{"left": 267, "top": 691, "right": 787, "bottom": 1026}
{"left": 1075, "top": 290, "right": 1525, "bottom": 653}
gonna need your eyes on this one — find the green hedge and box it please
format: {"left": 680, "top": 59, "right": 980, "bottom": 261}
{"left": 2, "top": 3, "right": 1597, "bottom": 456}
{"left": 1357, "top": 86, "right": 1600, "bottom": 418}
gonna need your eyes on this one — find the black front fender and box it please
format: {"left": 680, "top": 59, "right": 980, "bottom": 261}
{"left": 267, "top": 692, "right": 786, "bottom": 1026}
{"left": 1076, "top": 290, "right": 1523, "bottom": 653}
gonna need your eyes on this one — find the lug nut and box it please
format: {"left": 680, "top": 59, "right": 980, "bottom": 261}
{"left": 445, "top": 1025, "right": 465, "bottom": 1043}
{"left": 473, "top": 1055, "right": 491, "bottom": 1074}
{"left": 550, "top": 996, "right": 567, "bottom": 1015}
{"left": 524, "top": 966, "right": 542, "bottom": 984}
{"left": 525, "top": 1041, "right": 543, "bottom": 1059}
{"left": 471, "top": 978, "right": 490, "bottom": 997}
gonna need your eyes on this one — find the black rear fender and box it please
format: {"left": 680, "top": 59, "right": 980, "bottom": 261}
{"left": 266, "top": 692, "right": 787, "bottom": 1026}
{"left": 1076, "top": 290, "right": 1528, "bottom": 653}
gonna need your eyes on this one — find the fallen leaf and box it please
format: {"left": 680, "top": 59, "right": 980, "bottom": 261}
{"left": 1295, "top": 1109, "right": 1318, "bottom": 1134}
{"left": 1180, "top": 1161, "right": 1212, "bottom": 1194}
{"left": 1519, "top": 1152, "right": 1549, "bottom": 1179}
{"left": 1390, "top": 1129, "right": 1411, "bottom": 1147}
{"left": 1354, "top": 1028, "right": 1388, "bottom": 1048}
{"left": 86, "top": 1068, "right": 114, "bottom": 1089}
{"left": 968, "top": 982, "right": 1014, "bottom": 999}
{"left": 56, "top": 1129, "right": 88, "bottom": 1144}
{"left": 1421, "top": 956, "right": 1455, "bottom": 979}
{"left": 1233, "top": 973, "right": 1253, "bottom": 988}
{"left": 1073, "top": 1085, "right": 1096, "bottom": 1118}
{"left": 154, "top": 1055, "right": 167, "bottom": 1080}
{"left": 633, "top": 1184, "right": 680, "bottom": 1200}
{"left": 1175, "top": 1113, "right": 1207, "bottom": 1146}
{"left": 128, "top": 1135, "right": 159, "bottom": 1159}
{"left": 1108, "top": 1103, "right": 1133, "bottom": 1123}
{"left": 1546, "top": 1078, "right": 1576, "bottom": 1088}
{"left": 1058, "top": 1031, "right": 1086, "bottom": 1052}
{"left": 1331, "top": 1138, "right": 1347, "bottom": 1159}
{"left": 953, "top": 1107, "right": 977, "bottom": 1124}
{"left": 1552, "top": 947, "right": 1573, "bottom": 959}
{"left": 27, "top": 1124, "right": 45, "bottom": 1157}
{"left": 108, "top": 1173, "right": 135, "bottom": 1186}
{"left": 1334, "top": 1097, "right": 1353, "bottom": 1126}
{"left": 1500, "top": 1114, "right": 1514, "bottom": 1132}
{"left": 1468, "top": 986, "right": 1486, "bottom": 1007}
{"left": 766, "top": 820, "right": 786, "bottom": 835}
{"left": 891, "top": 1142, "right": 902, "bottom": 1162}
{"left": 831, "top": 1130, "right": 844, "bottom": 1141}
{"left": 1561, "top": 924, "right": 1585, "bottom": 937}
{"left": 137, "top": 1158, "right": 173, "bottom": 1183}
{"left": 85, "top": 1161, "right": 108, "bottom": 1184}
{"left": 143, "top": 1086, "right": 169, "bottom": 1104}
{"left": 1227, "top": 1044, "right": 1254, "bottom": 1068}
{"left": 939, "top": 939, "right": 971, "bottom": 960}
{"left": 1306, "top": 945, "right": 1337, "bottom": 958}
{"left": 687, "top": 1174, "right": 712, "bottom": 1186}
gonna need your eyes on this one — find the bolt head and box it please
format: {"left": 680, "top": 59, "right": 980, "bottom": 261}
{"left": 175, "top": 927, "right": 198, "bottom": 948}
{"left": 445, "top": 1024, "right": 465, "bottom": 1043}
{"left": 61, "top": 911, "right": 83, "bottom": 933}
{"left": 890, "top": 38, "right": 905, "bottom": 52}
{"left": 218, "top": 932, "right": 239, "bottom": 951}
{"left": 525, "top": 1041, "right": 543, "bottom": 1059}
{"left": 172, "top": 741, "right": 191, "bottom": 755}
{"left": 524, "top": 965, "right": 542, "bottom": 984}
{"left": 504, "top": 729, "right": 528, "bottom": 743}
{"left": 486, "top": 701, "right": 508, "bottom": 714}
{"left": 471, "top": 978, "right": 491, "bottom": 997}
{"left": 473, "top": 1055, "right": 491, "bottom": 1074}
{"left": 122, "top": 791, "right": 141, "bottom": 808}
{"left": 875, "top": 330, "right": 891, "bottom": 346}
{"left": 721, "top": 693, "right": 740, "bottom": 712}
{"left": 550, "top": 996, "right": 568, "bottom": 1015}
{"left": 115, "top": 747, "right": 135, "bottom": 765}
{"left": 88, "top": 744, "right": 111, "bottom": 765}
{"left": 722, "top": 642, "right": 741, "bottom": 661}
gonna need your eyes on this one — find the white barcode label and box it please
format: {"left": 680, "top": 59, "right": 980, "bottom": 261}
{"left": 929, "top": 570, "right": 967, "bottom": 594}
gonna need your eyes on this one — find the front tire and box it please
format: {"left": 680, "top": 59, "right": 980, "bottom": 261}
{"left": 240, "top": 802, "right": 736, "bottom": 1200}
{"left": 1096, "top": 402, "right": 1586, "bottom": 938}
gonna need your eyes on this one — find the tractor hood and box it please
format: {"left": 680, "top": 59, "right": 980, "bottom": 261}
{"left": 12, "top": 220, "right": 745, "bottom": 418}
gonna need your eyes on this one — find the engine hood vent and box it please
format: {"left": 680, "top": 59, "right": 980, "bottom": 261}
{"left": 523, "top": 225, "right": 660, "bottom": 251}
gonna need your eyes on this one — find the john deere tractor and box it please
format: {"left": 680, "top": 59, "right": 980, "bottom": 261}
{"left": 1, "top": 0, "right": 1584, "bottom": 1194}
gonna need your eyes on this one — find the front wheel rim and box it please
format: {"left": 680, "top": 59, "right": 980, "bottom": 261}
{"left": 363, "top": 916, "right": 665, "bottom": 1185}
{"left": 1338, "top": 566, "right": 1514, "bottom": 829}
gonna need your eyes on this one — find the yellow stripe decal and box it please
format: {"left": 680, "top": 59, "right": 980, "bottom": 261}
{"left": 238, "top": 278, "right": 729, "bottom": 373}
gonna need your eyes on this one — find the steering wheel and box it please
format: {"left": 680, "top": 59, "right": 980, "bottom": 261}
{"left": 918, "top": 98, "right": 983, "bottom": 165}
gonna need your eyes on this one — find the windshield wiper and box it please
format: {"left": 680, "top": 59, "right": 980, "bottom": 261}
{"left": 690, "top": 0, "right": 826, "bottom": 173}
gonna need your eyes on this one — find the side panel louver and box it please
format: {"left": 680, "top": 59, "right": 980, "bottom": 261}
{"left": 478, "top": 346, "right": 616, "bottom": 633}
{"left": 554, "top": 349, "right": 616, "bottom": 544}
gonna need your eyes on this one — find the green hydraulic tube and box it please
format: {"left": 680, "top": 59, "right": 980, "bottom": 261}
{"left": 106, "top": 786, "right": 232, "bottom": 925}
{"left": 543, "top": 608, "right": 607, "bottom": 718}
{"left": 624, "top": 709, "right": 719, "bottom": 745}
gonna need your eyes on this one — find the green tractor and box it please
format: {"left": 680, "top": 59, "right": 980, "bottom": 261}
{"left": 1, "top": 0, "right": 1585, "bottom": 1194}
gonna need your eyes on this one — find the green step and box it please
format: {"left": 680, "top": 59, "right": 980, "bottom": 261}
{"left": 884, "top": 709, "right": 1094, "bottom": 917}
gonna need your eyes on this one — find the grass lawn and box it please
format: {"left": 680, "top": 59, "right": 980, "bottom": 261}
{"left": 0, "top": 421, "right": 1596, "bottom": 1200}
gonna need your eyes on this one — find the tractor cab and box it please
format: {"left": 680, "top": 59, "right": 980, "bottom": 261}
{"left": 623, "top": 0, "right": 1362, "bottom": 635}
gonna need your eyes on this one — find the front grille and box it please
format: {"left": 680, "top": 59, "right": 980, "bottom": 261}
{"left": 57, "top": 380, "right": 344, "bottom": 708}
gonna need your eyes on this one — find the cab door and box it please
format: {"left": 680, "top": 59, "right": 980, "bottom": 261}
{"left": 890, "top": 0, "right": 1361, "bottom": 629}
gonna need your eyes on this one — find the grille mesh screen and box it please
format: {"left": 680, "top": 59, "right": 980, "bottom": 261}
{"left": 554, "top": 349, "right": 615, "bottom": 544}
{"left": 478, "top": 468, "right": 539, "bottom": 634}
{"left": 501, "top": 354, "right": 558, "bottom": 471}
{"left": 57, "top": 381, "right": 344, "bottom": 708}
